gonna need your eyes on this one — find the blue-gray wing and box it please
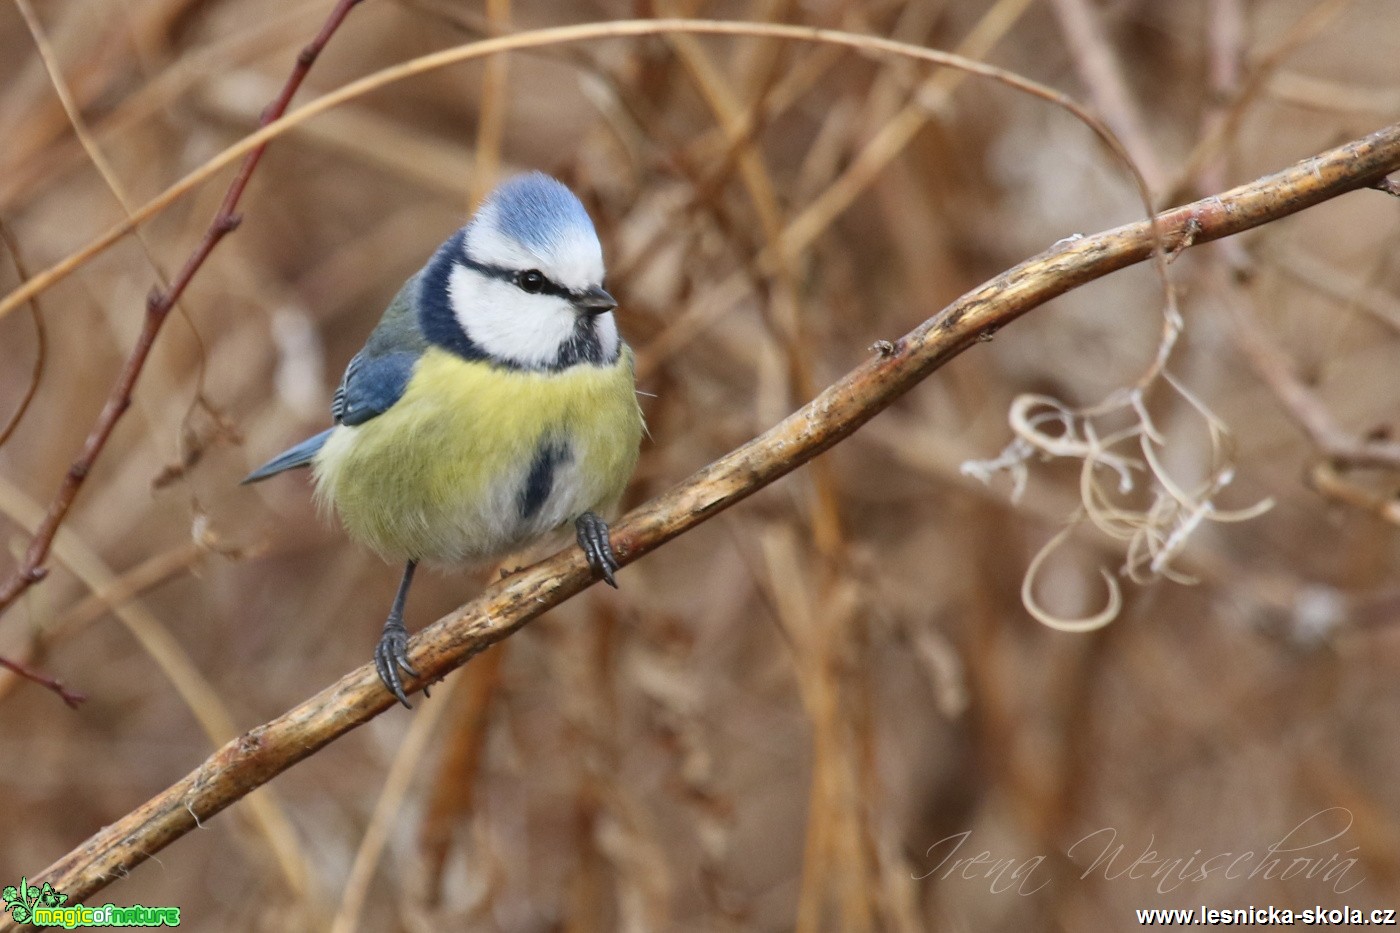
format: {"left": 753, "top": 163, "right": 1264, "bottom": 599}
{"left": 243, "top": 276, "right": 427, "bottom": 484}
{"left": 332, "top": 350, "right": 418, "bottom": 426}
{"left": 332, "top": 272, "right": 430, "bottom": 426}
{"left": 242, "top": 343, "right": 419, "bottom": 484}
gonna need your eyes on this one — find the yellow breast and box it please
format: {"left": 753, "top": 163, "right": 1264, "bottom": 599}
{"left": 312, "top": 346, "right": 642, "bottom": 562}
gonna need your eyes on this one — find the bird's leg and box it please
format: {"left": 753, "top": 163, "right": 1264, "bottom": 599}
{"left": 575, "top": 511, "right": 619, "bottom": 588}
{"left": 374, "top": 559, "right": 421, "bottom": 708}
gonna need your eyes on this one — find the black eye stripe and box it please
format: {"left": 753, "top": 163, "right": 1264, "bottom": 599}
{"left": 422, "top": 229, "right": 619, "bottom": 371}
{"left": 461, "top": 255, "right": 574, "bottom": 300}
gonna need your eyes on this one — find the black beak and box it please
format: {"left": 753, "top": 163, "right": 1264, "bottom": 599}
{"left": 576, "top": 285, "right": 617, "bottom": 315}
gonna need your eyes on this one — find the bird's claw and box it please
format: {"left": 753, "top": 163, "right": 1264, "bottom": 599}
{"left": 374, "top": 616, "right": 419, "bottom": 708}
{"left": 575, "top": 511, "right": 619, "bottom": 588}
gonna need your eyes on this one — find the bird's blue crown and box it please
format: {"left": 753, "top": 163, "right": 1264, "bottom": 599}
{"left": 482, "top": 172, "right": 598, "bottom": 251}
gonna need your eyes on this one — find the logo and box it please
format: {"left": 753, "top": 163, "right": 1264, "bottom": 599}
{"left": 2, "top": 878, "right": 181, "bottom": 928}
{"left": 2, "top": 878, "right": 64, "bottom": 924}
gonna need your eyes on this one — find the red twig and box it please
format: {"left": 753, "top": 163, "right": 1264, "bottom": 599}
{"left": 0, "top": 0, "right": 367, "bottom": 623}
{"left": 0, "top": 654, "right": 86, "bottom": 708}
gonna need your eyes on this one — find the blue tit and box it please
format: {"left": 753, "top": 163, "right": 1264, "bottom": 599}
{"left": 244, "top": 172, "right": 644, "bottom": 707}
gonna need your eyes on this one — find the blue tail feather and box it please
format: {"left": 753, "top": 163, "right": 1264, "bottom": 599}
{"left": 241, "top": 429, "right": 333, "bottom": 485}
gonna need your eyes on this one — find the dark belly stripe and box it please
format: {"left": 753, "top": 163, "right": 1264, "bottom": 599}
{"left": 519, "top": 439, "right": 569, "bottom": 521}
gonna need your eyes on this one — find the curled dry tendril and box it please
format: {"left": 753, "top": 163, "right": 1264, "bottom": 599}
{"left": 962, "top": 320, "right": 1273, "bottom": 632}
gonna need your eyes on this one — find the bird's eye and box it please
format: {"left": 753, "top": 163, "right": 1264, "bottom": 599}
{"left": 517, "top": 269, "right": 546, "bottom": 293}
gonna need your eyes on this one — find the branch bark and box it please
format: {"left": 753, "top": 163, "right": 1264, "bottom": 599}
{"left": 17, "top": 122, "right": 1400, "bottom": 919}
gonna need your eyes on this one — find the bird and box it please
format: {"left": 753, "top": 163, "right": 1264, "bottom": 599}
{"left": 243, "top": 172, "right": 644, "bottom": 708}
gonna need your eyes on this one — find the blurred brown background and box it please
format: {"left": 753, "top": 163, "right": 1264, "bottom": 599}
{"left": 2, "top": 0, "right": 1399, "bottom": 930}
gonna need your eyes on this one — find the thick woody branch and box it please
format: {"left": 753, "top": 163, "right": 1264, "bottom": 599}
{"left": 15, "top": 122, "right": 1399, "bottom": 916}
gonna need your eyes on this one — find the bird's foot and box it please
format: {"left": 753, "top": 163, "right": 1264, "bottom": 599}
{"left": 374, "top": 614, "right": 419, "bottom": 708}
{"left": 575, "top": 511, "right": 619, "bottom": 588}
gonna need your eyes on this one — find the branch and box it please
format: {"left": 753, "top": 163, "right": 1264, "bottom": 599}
{"left": 0, "top": 223, "right": 71, "bottom": 707}
{"left": 0, "top": 18, "right": 1141, "bottom": 325}
{"left": 1226, "top": 278, "right": 1400, "bottom": 471}
{"left": 1048, "top": 0, "right": 1167, "bottom": 192}
{"left": 0, "top": 0, "right": 367, "bottom": 621}
{"left": 18, "top": 122, "right": 1400, "bottom": 917}
{"left": 0, "top": 655, "right": 85, "bottom": 709}
{"left": 0, "top": 217, "right": 47, "bottom": 449}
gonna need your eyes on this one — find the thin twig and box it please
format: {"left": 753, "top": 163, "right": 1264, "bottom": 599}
{"left": 0, "top": 18, "right": 1134, "bottom": 326}
{"left": 0, "top": 541, "right": 207, "bottom": 706}
{"left": 0, "top": 0, "right": 368, "bottom": 621}
{"left": 1161, "top": 0, "right": 1355, "bottom": 206}
{"left": 776, "top": 0, "right": 1036, "bottom": 278}
{"left": 0, "top": 3, "right": 326, "bottom": 209}
{"left": 1225, "top": 271, "right": 1400, "bottom": 470}
{"left": 14, "top": 0, "right": 229, "bottom": 505}
{"left": 661, "top": 12, "right": 849, "bottom": 560}
{"left": 1309, "top": 462, "right": 1400, "bottom": 525}
{"left": 17, "top": 121, "right": 1400, "bottom": 916}
{"left": 1266, "top": 71, "right": 1400, "bottom": 116}
{"left": 1048, "top": 0, "right": 1166, "bottom": 193}
{"left": 0, "top": 218, "right": 63, "bottom": 706}
{"left": 0, "top": 655, "right": 85, "bottom": 708}
{"left": 1265, "top": 242, "right": 1400, "bottom": 333}
{"left": 1199, "top": 0, "right": 1245, "bottom": 199}
{"left": 0, "top": 218, "right": 47, "bottom": 450}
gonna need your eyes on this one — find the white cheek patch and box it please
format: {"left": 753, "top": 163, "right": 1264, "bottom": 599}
{"left": 449, "top": 264, "right": 579, "bottom": 368}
